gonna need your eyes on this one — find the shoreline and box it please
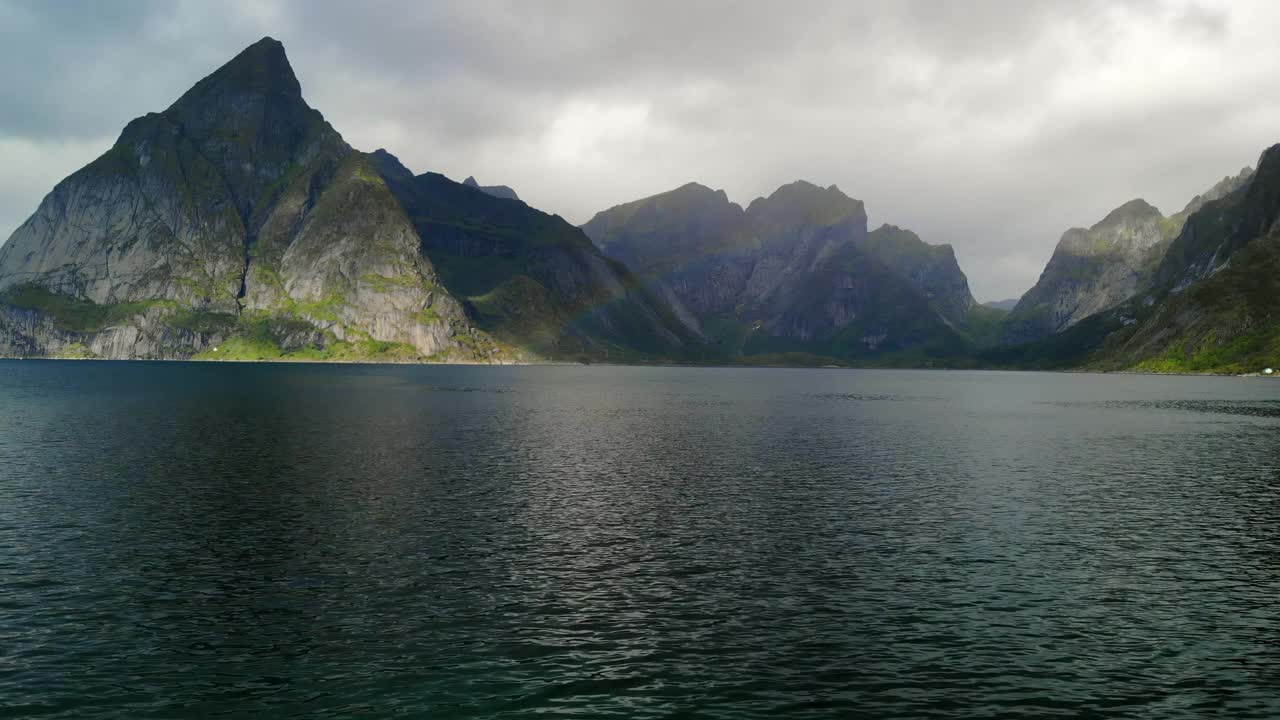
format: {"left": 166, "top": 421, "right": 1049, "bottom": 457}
{"left": 0, "top": 354, "right": 1272, "bottom": 378}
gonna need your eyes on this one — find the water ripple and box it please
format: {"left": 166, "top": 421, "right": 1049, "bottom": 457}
{"left": 1, "top": 363, "right": 1279, "bottom": 718}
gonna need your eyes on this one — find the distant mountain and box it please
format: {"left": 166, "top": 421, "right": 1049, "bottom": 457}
{"left": 0, "top": 38, "right": 699, "bottom": 362}
{"left": 584, "top": 181, "right": 988, "bottom": 364}
{"left": 1002, "top": 167, "right": 1253, "bottom": 346}
{"left": 462, "top": 176, "right": 520, "bottom": 202}
{"left": 370, "top": 151, "right": 702, "bottom": 360}
{"left": 983, "top": 298, "right": 1019, "bottom": 312}
{"left": 984, "top": 151, "right": 1277, "bottom": 374}
{"left": 1002, "top": 199, "right": 1169, "bottom": 345}
{"left": 7, "top": 36, "right": 1277, "bottom": 373}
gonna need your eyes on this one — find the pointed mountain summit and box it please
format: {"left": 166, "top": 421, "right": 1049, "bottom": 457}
{"left": 461, "top": 176, "right": 520, "bottom": 201}
{"left": 0, "top": 39, "right": 698, "bottom": 362}
{"left": 158, "top": 36, "right": 344, "bottom": 219}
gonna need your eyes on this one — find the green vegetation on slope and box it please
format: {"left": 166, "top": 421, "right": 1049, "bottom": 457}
{"left": 960, "top": 303, "right": 1008, "bottom": 348}
{"left": 1111, "top": 230, "right": 1280, "bottom": 374}
{"left": 0, "top": 284, "right": 167, "bottom": 332}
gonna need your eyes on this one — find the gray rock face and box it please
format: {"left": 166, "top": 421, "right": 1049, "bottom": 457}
{"left": 1003, "top": 199, "right": 1166, "bottom": 344}
{"left": 583, "top": 180, "right": 969, "bottom": 358}
{"left": 0, "top": 38, "right": 520, "bottom": 361}
{"left": 583, "top": 182, "right": 755, "bottom": 320}
{"left": 370, "top": 151, "right": 702, "bottom": 359}
{"left": 0, "top": 303, "right": 220, "bottom": 359}
{"left": 1176, "top": 166, "right": 1255, "bottom": 218}
{"left": 1156, "top": 159, "right": 1268, "bottom": 290}
{"left": 998, "top": 150, "right": 1280, "bottom": 373}
{"left": 861, "top": 224, "right": 975, "bottom": 325}
{"left": 1004, "top": 167, "right": 1255, "bottom": 345}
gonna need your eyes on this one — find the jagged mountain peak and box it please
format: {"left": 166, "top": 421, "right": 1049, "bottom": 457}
{"left": 1180, "top": 166, "right": 1254, "bottom": 216}
{"left": 459, "top": 174, "right": 520, "bottom": 201}
{"left": 1, "top": 38, "right": 699, "bottom": 364}
{"left": 1154, "top": 142, "right": 1280, "bottom": 289}
{"left": 583, "top": 182, "right": 744, "bottom": 235}
{"left": 653, "top": 182, "right": 733, "bottom": 208}
{"left": 669, "top": 181, "right": 728, "bottom": 199}
{"left": 168, "top": 37, "right": 302, "bottom": 115}
{"left": 872, "top": 223, "right": 925, "bottom": 244}
{"left": 1093, "top": 198, "right": 1162, "bottom": 229}
{"left": 747, "top": 180, "right": 864, "bottom": 228}
{"left": 862, "top": 223, "right": 974, "bottom": 324}
{"left": 869, "top": 224, "right": 957, "bottom": 258}
{"left": 369, "top": 148, "right": 414, "bottom": 180}
{"left": 759, "top": 179, "right": 850, "bottom": 201}
{"left": 1242, "top": 143, "right": 1280, "bottom": 208}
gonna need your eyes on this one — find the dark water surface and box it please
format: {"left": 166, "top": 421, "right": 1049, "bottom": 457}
{"left": 2, "top": 361, "right": 1280, "bottom": 718}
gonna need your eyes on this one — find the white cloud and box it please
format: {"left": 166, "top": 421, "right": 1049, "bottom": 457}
{"left": 543, "top": 100, "right": 653, "bottom": 167}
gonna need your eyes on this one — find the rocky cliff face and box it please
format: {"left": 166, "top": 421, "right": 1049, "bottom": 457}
{"left": 583, "top": 182, "right": 756, "bottom": 321}
{"left": 1094, "top": 149, "right": 1280, "bottom": 372}
{"left": 861, "top": 224, "right": 975, "bottom": 326}
{"left": 0, "top": 38, "right": 698, "bottom": 362}
{"left": 0, "top": 38, "right": 482, "bottom": 360}
{"left": 1002, "top": 166, "right": 1254, "bottom": 346}
{"left": 1154, "top": 161, "right": 1271, "bottom": 290}
{"left": 1002, "top": 199, "right": 1167, "bottom": 344}
{"left": 583, "top": 180, "right": 973, "bottom": 361}
{"left": 983, "top": 152, "right": 1276, "bottom": 373}
{"left": 371, "top": 151, "right": 702, "bottom": 360}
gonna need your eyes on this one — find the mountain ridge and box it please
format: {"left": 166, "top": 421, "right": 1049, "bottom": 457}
{"left": 0, "top": 37, "right": 699, "bottom": 363}
{"left": 582, "top": 179, "right": 984, "bottom": 364}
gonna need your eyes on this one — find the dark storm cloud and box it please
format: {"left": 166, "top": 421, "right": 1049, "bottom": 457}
{"left": 1, "top": 0, "right": 1276, "bottom": 299}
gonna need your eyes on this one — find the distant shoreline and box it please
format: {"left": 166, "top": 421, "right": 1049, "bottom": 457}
{"left": 0, "top": 355, "right": 1274, "bottom": 378}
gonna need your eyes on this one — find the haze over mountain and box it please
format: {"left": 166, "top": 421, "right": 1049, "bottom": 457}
{"left": 583, "top": 182, "right": 999, "bottom": 364}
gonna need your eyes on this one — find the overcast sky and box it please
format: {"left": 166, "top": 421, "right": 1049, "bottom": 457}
{"left": 2, "top": 0, "right": 1277, "bottom": 300}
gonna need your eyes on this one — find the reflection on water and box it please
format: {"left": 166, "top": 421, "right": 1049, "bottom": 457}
{"left": 1, "top": 362, "right": 1279, "bottom": 718}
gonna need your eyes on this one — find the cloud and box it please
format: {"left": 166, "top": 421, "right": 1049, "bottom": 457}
{"left": 2, "top": 0, "right": 1278, "bottom": 299}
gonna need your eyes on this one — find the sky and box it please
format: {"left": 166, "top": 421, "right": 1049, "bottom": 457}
{"left": 1, "top": 1, "right": 1277, "bottom": 300}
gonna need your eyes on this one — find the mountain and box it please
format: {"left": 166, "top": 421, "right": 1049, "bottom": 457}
{"left": 861, "top": 224, "right": 975, "bottom": 326}
{"left": 983, "top": 298, "right": 1019, "bottom": 312}
{"left": 462, "top": 176, "right": 520, "bottom": 202}
{"left": 583, "top": 181, "right": 985, "bottom": 364}
{"left": 1003, "top": 168, "right": 1252, "bottom": 345}
{"left": 984, "top": 150, "right": 1276, "bottom": 373}
{"left": 0, "top": 38, "right": 698, "bottom": 362}
{"left": 1001, "top": 198, "right": 1169, "bottom": 345}
{"left": 369, "top": 151, "right": 702, "bottom": 360}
